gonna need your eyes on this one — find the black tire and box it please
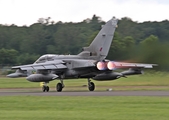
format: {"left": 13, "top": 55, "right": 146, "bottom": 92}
{"left": 88, "top": 82, "right": 95, "bottom": 91}
{"left": 56, "top": 83, "right": 63, "bottom": 92}
{"left": 42, "top": 86, "right": 46, "bottom": 92}
{"left": 46, "top": 86, "right": 49, "bottom": 92}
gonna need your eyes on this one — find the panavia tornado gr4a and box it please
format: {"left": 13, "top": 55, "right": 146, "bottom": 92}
{"left": 7, "top": 17, "right": 157, "bottom": 92}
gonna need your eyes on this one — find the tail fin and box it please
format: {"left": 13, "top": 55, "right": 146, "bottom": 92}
{"left": 79, "top": 17, "right": 118, "bottom": 60}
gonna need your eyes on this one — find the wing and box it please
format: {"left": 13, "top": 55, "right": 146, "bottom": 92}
{"left": 8, "top": 60, "right": 67, "bottom": 78}
{"left": 108, "top": 61, "right": 157, "bottom": 69}
{"left": 12, "top": 60, "right": 67, "bottom": 71}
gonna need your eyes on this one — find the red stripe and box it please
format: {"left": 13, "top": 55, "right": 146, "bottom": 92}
{"left": 100, "top": 47, "right": 102, "bottom": 51}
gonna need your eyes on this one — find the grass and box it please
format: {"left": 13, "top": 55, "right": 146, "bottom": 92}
{"left": 0, "top": 96, "right": 169, "bottom": 120}
{"left": 1, "top": 71, "right": 169, "bottom": 91}
{"left": 1, "top": 72, "right": 169, "bottom": 120}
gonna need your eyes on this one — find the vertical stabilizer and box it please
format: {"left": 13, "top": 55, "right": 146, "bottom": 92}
{"left": 79, "top": 17, "right": 118, "bottom": 60}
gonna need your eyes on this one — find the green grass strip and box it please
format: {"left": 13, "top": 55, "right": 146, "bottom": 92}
{"left": 0, "top": 96, "right": 169, "bottom": 120}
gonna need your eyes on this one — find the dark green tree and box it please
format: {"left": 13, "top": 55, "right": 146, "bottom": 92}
{"left": 0, "top": 48, "right": 18, "bottom": 65}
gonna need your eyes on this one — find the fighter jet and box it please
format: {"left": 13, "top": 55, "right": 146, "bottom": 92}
{"left": 7, "top": 17, "right": 157, "bottom": 92}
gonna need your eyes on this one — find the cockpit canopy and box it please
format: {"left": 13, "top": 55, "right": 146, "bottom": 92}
{"left": 35, "top": 54, "right": 56, "bottom": 63}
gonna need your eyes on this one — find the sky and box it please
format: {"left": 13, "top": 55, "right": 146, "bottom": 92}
{"left": 0, "top": 0, "right": 169, "bottom": 26}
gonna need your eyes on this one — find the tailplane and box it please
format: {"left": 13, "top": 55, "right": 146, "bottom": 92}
{"left": 79, "top": 17, "right": 118, "bottom": 60}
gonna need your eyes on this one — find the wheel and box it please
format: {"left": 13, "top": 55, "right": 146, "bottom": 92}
{"left": 42, "top": 86, "right": 49, "bottom": 92}
{"left": 42, "top": 86, "right": 46, "bottom": 92}
{"left": 56, "top": 83, "right": 63, "bottom": 92}
{"left": 88, "top": 82, "right": 95, "bottom": 91}
{"left": 46, "top": 86, "right": 49, "bottom": 92}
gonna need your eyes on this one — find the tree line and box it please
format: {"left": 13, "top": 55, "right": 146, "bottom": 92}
{"left": 0, "top": 15, "right": 169, "bottom": 70}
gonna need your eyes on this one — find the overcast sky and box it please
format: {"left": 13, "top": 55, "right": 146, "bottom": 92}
{"left": 0, "top": 0, "right": 169, "bottom": 26}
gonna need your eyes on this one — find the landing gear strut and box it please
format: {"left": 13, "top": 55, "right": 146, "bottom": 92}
{"left": 88, "top": 78, "right": 95, "bottom": 91}
{"left": 56, "top": 78, "right": 65, "bottom": 92}
{"left": 42, "top": 82, "right": 49, "bottom": 92}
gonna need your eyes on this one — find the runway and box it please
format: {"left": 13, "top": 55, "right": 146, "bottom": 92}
{"left": 1, "top": 89, "right": 169, "bottom": 96}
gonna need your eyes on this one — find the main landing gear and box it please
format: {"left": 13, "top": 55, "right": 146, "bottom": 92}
{"left": 55, "top": 78, "right": 95, "bottom": 92}
{"left": 42, "top": 82, "right": 49, "bottom": 92}
{"left": 41, "top": 78, "right": 95, "bottom": 92}
{"left": 41, "top": 80, "right": 64, "bottom": 92}
{"left": 56, "top": 78, "right": 65, "bottom": 92}
{"left": 41, "top": 81, "right": 64, "bottom": 92}
{"left": 88, "top": 78, "right": 95, "bottom": 91}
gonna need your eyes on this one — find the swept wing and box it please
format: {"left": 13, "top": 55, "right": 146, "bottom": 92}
{"left": 12, "top": 60, "right": 67, "bottom": 71}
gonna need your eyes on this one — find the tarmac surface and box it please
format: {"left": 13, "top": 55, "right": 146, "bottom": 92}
{"left": 1, "top": 89, "right": 169, "bottom": 96}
